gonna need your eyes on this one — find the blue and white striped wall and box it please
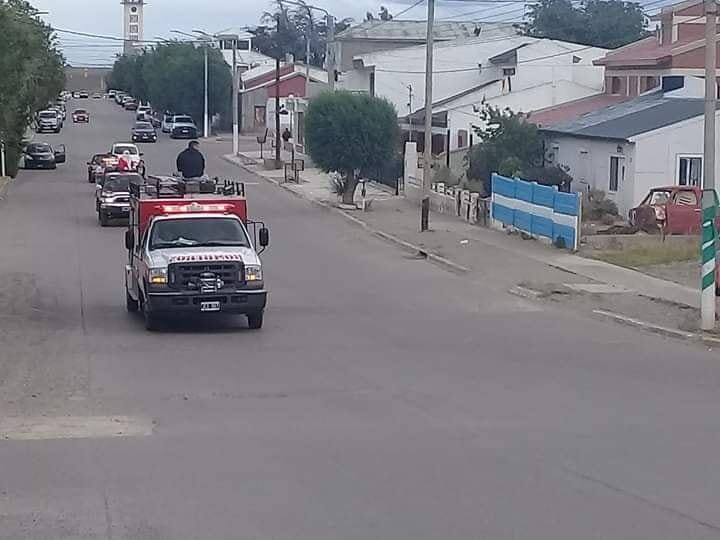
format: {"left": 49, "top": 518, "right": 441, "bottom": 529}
{"left": 491, "top": 173, "right": 581, "bottom": 251}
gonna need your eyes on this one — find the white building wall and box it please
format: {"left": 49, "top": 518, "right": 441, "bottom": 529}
{"left": 444, "top": 79, "right": 607, "bottom": 152}
{"left": 632, "top": 112, "right": 720, "bottom": 207}
{"left": 549, "top": 110, "right": 720, "bottom": 217}
{"left": 545, "top": 135, "right": 637, "bottom": 215}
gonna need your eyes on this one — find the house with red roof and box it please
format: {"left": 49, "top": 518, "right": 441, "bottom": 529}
{"left": 528, "top": 0, "right": 720, "bottom": 216}
{"left": 532, "top": 0, "right": 720, "bottom": 128}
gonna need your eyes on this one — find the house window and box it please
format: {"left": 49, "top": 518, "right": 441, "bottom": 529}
{"left": 129, "top": 24, "right": 139, "bottom": 33}
{"left": 369, "top": 72, "right": 375, "bottom": 97}
{"left": 610, "top": 77, "right": 622, "bottom": 94}
{"left": 677, "top": 155, "right": 702, "bottom": 186}
{"left": 609, "top": 155, "right": 624, "bottom": 192}
{"left": 457, "top": 129, "right": 468, "bottom": 148}
{"left": 129, "top": 14, "right": 139, "bottom": 23}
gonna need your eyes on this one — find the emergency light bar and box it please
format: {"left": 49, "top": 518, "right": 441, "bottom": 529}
{"left": 159, "top": 202, "right": 234, "bottom": 214}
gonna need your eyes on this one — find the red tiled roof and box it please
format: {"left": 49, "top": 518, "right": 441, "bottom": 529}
{"left": 528, "top": 93, "right": 631, "bottom": 127}
{"left": 594, "top": 37, "right": 673, "bottom": 67}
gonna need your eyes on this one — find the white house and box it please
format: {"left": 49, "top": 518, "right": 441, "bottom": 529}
{"left": 340, "top": 36, "right": 608, "bottom": 155}
{"left": 540, "top": 78, "right": 720, "bottom": 216}
{"left": 214, "top": 31, "right": 275, "bottom": 74}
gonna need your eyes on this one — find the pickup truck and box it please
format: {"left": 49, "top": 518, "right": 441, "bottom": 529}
{"left": 36, "top": 110, "right": 61, "bottom": 133}
{"left": 629, "top": 186, "right": 717, "bottom": 235}
{"left": 124, "top": 177, "right": 270, "bottom": 331}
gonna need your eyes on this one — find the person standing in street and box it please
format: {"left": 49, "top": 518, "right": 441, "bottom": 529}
{"left": 176, "top": 140, "right": 205, "bottom": 179}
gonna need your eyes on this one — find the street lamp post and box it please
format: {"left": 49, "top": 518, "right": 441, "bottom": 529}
{"left": 217, "top": 33, "right": 241, "bottom": 156}
{"left": 171, "top": 29, "right": 211, "bottom": 137}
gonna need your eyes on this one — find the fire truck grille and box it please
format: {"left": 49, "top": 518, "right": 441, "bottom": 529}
{"left": 168, "top": 262, "right": 243, "bottom": 290}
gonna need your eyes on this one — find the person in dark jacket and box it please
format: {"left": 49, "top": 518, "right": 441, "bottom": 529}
{"left": 176, "top": 140, "right": 205, "bottom": 178}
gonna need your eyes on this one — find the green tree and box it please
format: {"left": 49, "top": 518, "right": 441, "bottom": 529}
{"left": 526, "top": 0, "right": 648, "bottom": 49}
{"left": 251, "top": 1, "right": 352, "bottom": 67}
{"left": 305, "top": 91, "right": 399, "bottom": 204}
{"left": 466, "top": 102, "right": 544, "bottom": 193}
{"left": 0, "top": 0, "right": 64, "bottom": 177}
{"left": 108, "top": 42, "right": 231, "bottom": 128}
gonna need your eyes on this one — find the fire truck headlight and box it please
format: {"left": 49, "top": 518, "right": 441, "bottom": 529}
{"left": 149, "top": 267, "right": 168, "bottom": 285}
{"left": 244, "top": 265, "right": 262, "bottom": 282}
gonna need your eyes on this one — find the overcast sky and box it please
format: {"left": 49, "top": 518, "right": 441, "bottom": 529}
{"left": 31, "top": 0, "right": 525, "bottom": 65}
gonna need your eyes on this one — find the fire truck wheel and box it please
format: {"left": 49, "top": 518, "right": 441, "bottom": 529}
{"left": 126, "top": 289, "right": 139, "bottom": 313}
{"left": 141, "top": 297, "right": 159, "bottom": 331}
{"left": 247, "top": 311, "right": 264, "bottom": 330}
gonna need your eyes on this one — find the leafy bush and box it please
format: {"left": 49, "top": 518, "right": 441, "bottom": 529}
{"left": 465, "top": 102, "right": 544, "bottom": 193}
{"left": 521, "top": 165, "right": 573, "bottom": 191}
{"left": 583, "top": 189, "right": 619, "bottom": 221}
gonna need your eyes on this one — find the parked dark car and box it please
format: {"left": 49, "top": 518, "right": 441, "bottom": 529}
{"left": 23, "top": 142, "right": 66, "bottom": 169}
{"left": 131, "top": 121, "right": 157, "bottom": 143}
{"left": 124, "top": 99, "right": 138, "bottom": 111}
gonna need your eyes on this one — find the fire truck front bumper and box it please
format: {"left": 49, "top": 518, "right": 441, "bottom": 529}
{"left": 146, "top": 289, "right": 267, "bottom": 315}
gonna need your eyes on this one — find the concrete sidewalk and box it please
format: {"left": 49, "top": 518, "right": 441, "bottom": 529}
{"left": 224, "top": 152, "right": 700, "bottom": 311}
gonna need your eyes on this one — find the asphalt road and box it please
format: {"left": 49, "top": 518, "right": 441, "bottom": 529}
{"left": 2, "top": 99, "right": 720, "bottom": 540}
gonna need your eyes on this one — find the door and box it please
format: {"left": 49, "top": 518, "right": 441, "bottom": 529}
{"left": 54, "top": 144, "right": 66, "bottom": 164}
{"left": 666, "top": 188, "right": 701, "bottom": 234}
{"left": 254, "top": 106, "right": 266, "bottom": 128}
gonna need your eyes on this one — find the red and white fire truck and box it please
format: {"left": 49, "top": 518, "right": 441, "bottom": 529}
{"left": 124, "top": 176, "right": 269, "bottom": 330}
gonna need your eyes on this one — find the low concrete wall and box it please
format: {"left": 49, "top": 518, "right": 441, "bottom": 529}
{"left": 582, "top": 233, "right": 699, "bottom": 252}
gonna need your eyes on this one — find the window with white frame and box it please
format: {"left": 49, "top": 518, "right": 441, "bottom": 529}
{"left": 677, "top": 155, "right": 702, "bottom": 186}
{"left": 609, "top": 155, "right": 624, "bottom": 192}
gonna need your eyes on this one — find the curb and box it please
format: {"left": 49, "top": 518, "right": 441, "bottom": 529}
{"left": 0, "top": 177, "right": 12, "bottom": 202}
{"left": 592, "top": 309, "right": 698, "bottom": 340}
{"left": 220, "top": 154, "right": 470, "bottom": 274}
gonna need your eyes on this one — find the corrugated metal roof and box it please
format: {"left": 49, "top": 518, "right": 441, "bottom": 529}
{"left": 336, "top": 20, "right": 517, "bottom": 41}
{"left": 540, "top": 92, "right": 708, "bottom": 140}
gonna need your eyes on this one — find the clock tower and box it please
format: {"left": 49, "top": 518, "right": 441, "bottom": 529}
{"left": 121, "top": 0, "right": 146, "bottom": 55}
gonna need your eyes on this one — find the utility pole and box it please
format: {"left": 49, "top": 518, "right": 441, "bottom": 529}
{"left": 326, "top": 13, "right": 335, "bottom": 91}
{"left": 306, "top": 33, "right": 311, "bottom": 82}
{"left": 203, "top": 43, "right": 209, "bottom": 138}
{"left": 275, "top": 15, "right": 282, "bottom": 164}
{"left": 232, "top": 38, "right": 239, "bottom": 156}
{"left": 421, "top": 0, "right": 435, "bottom": 232}
{"left": 407, "top": 84, "right": 414, "bottom": 142}
{"left": 702, "top": 0, "right": 718, "bottom": 331}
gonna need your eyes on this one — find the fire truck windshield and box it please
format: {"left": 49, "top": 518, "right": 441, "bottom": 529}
{"left": 149, "top": 217, "right": 250, "bottom": 250}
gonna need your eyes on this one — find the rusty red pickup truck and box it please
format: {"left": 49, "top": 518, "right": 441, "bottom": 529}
{"left": 628, "top": 186, "right": 717, "bottom": 235}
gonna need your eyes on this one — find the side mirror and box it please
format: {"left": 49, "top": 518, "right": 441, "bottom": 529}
{"left": 125, "top": 230, "right": 134, "bottom": 251}
{"left": 259, "top": 227, "right": 270, "bottom": 247}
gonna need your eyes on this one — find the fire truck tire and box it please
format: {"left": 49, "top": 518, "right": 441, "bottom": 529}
{"left": 141, "top": 297, "right": 159, "bottom": 331}
{"left": 247, "top": 311, "right": 264, "bottom": 330}
{"left": 126, "top": 289, "right": 139, "bottom": 313}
